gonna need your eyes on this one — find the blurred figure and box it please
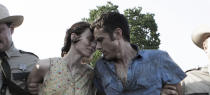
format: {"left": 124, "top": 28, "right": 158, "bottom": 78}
{"left": 0, "top": 4, "right": 38, "bottom": 95}
{"left": 181, "top": 25, "right": 210, "bottom": 95}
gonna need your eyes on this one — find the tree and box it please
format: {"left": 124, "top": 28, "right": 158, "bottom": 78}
{"left": 124, "top": 7, "right": 160, "bottom": 49}
{"left": 83, "top": 2, "right": 160, "bottom": 66}
{"left": 82, "top": 2, "right": 119, "bottom": 23}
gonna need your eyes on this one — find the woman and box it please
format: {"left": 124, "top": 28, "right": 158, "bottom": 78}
{"left": 27, "top": 22, "right": 96, "bottom": 95}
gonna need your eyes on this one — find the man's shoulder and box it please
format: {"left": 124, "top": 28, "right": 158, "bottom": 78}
{"left": 19, "top": 50, "right": 39, "bottom": 58}
{"left": 8, "top": 50, "right": 39, "bottom": 65}
{"left": 182, "top": 66, "right": 210, "bottom": 94}
{"left": 185, "top": 67, "right": 202, "bottom": 73}
{"left": 185, "top": 66, "right": 208, "bottom": 74}
{"left": 183, "top": 66, "right": 209, "bottom": 82}
{"left": 139, "top": 49, "right": 167, "bottom": 57}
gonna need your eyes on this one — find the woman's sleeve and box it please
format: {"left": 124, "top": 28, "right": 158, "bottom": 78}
{"left": 39, "top": 58, "right": 64, "bottom": 95}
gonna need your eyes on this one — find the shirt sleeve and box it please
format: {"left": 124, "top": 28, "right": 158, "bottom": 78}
{"left": 160, "top": 51, "right": 186, "bottom": 84}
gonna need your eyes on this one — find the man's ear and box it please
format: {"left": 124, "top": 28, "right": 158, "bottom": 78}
{"left": 203, "top": 39, "right": 208, "bottom": 53}
{"left": 113, "top": 28, "right": 123, "bottom": 40}
{"left": 10, "top": 27, "right": 14, "bottom": 34}
{"left": 71, "top": 33, "right": 80, "bottom": 43}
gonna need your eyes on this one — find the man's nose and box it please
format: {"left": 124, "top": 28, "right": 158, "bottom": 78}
{"left": 96, "top": 43, "right": 102, "bottom": 51}
{"left": 91, "top": 41, "right": 96, "bottom": 47}
{"left": 90, "top": 41, "right": 96, "bottom": 50}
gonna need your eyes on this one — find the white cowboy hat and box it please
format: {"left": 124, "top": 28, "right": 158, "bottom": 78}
{"left": 192, "top": 25, "right": 210, "bottom": 49}
{"left": 0, "top": 4, "right": 23, "bottom": 27}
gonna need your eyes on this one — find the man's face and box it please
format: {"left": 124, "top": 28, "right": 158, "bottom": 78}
{"left": 94, "top": 28, "right": 120, "bottom": 60}
{"left": 0, "top": 23, "right": 13, "bottom": 52}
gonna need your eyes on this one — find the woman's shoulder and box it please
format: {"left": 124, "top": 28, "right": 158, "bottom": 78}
{"left": 39, "top": 57, "right": 66, "bottom": 70}
{"left": 39, "top": 57, "right": 62, "bottom": 64}
{"left": 49, "top": 57, "right": 63, "bottom": 64}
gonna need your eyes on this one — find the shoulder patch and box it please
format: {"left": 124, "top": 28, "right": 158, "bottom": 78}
{"left": 185, "top": 67, "right": 201, "bottom": 73}
{"left": 19, "top": 50, "right": 39, "bottom": 58}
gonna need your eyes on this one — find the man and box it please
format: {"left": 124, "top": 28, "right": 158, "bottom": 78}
{"left": 91, "top": 12, "right": 186, "bottom": 95}
{"left": 0, "top": 4, "right": 38, "bottom": 95}
{"left": 181, "top": 25, "right": 210, "bottom": 95}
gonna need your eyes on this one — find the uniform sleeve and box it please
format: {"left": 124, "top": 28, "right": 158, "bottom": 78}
{"left": 160, "top": 51, "right": 186, "bottom": 84}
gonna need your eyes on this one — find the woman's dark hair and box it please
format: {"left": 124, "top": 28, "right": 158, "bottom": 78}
{"left": 61, "top": 22, "right": 91, "bottom": 57}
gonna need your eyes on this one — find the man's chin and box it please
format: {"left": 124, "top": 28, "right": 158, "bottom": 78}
{"left": 0, "top": 49, "right": 5, "bottom": 53}
{"left": 104, "top": 56, "right": 118, "bottom": 61}
{"left": 0, "top": 47, "right": 8, "bottom": 53}
{"left": 0, "top": 47, "right": 4, "bottom": 52}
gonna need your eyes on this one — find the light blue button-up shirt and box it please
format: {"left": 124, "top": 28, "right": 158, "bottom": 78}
{"left": 94, "top": 49, "right": 186, "bottom": 95}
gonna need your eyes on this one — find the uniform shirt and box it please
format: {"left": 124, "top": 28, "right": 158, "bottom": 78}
{"left": 182, "top": 65, "right": 210, "bottom": 95}
{"left": 94, "top": 49, "right": 186, "bottom": 95}
{"left": 0, "top": 43, "right": 38, "bottom": 95}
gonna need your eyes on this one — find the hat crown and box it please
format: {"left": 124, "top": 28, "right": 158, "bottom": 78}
{"left": 0, "top": 4, "right": 23, "bottom": 27}
{"left": 0, "top": 4, "right": 10, "bottom": 20}
{"left": 192, "top": 25, "right": 210, "bottom": 49}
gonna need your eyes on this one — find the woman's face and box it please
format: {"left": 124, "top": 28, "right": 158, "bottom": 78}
{"left": 74, "top": 28, "right": 96, "bottom": 57}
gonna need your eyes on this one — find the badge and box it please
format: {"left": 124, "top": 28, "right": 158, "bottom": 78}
{"left": 19, "top": 64, "right": 26, "bottom": 71}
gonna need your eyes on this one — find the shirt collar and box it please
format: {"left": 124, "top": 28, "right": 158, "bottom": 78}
{"left": 101, "top": 44, "right": 142, "bottom": 61}
{"left": 130, "top": 44, "right": 142, "bottom": 59}
{"left": 5, "top": 43, "right": 22, "bottom": 58}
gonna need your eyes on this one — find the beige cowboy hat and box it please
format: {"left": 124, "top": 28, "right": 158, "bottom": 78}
{"left": 0, "top": 4, "right": 23, "bottom": 27}
{"left": 192, "top": 25, "right": 210, "bottom": 49}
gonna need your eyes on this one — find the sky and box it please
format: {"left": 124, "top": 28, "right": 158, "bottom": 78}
{"left": 1, "top": 0, "right": 210, "bottom": 71}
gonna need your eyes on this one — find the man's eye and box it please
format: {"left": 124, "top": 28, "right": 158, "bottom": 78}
{"left": 97, "top": 38, "right": 103, "bottom": 42}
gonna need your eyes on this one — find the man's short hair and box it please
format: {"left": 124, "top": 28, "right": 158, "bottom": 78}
{"left": 91, "top": 12, "right": 130, "bottom": 42}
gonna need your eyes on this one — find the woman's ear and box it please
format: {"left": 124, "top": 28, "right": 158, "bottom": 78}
{"left": 113, "top": 28, "right": 123, "bottom": 40}
{"left": 71, "top": 33, "right": 80, "bottom": 43}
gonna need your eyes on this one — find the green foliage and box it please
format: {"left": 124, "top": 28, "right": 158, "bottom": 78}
{"left": 124, "top": 7, "right": 160, "bottom": 49}
{"left": 82, "top": 2, "right": 119, "bottom": 23}
{"left": 83, "top": 2, "right": 160, "bottom": 67}
{"left": 90, "top": 50, "right": 102, "bottom": 67}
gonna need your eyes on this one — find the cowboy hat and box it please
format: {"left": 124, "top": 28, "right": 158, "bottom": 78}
{"left": 192, "top": 25, "right": 210, "bottom": 49}
{"left": 0, "top": 4, "right": 23, "bottom": 27}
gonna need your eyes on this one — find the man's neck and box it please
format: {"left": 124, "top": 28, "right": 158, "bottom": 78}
{"left": 117, "top": 42, "right": 137, "bottom": 65}
{"left": 114, "top": 41, "right": 137, "bottom": 85}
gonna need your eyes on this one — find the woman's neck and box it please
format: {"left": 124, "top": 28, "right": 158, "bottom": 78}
{"left": 63, "top": 46, "right": 83, "bottom": 68}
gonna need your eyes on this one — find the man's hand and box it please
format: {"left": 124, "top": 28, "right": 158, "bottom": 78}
{"left": 27, "top": 59, "right": 50, "bottom": 95}
{"left": 161, "top": 85, "right": 178, "bottom": 95}
{"left": 27, "top": 82, "right": 39, "bottom": 95}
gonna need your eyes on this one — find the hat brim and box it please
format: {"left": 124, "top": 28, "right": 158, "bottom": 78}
{"left": 192, "top": 25, "right": 210, "bottom": 49}
{"left": 0, "top": 15, "right": 23, "bottom": 28}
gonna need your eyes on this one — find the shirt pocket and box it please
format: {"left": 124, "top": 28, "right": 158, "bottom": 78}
{"left": 136, "top": 76, "right": 159, "bottom": 89}
{"left": 102, "top": 78, "right": 122, "bottom": 92}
